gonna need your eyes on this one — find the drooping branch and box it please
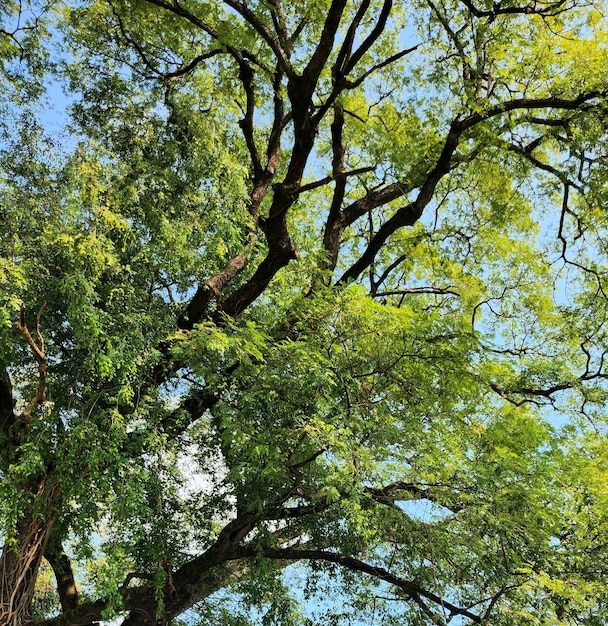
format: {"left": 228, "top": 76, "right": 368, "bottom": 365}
{"left": 109, "top": 1, "right": 163, "bottom": 78}
{"left": 508, "top": 140, "right": 583, "bottom": 189}
{"left": 110, "top": 1, "right": 223, "bottom": 81}
{"left": 236, "top": 546, "right": 482, "bottom": 624}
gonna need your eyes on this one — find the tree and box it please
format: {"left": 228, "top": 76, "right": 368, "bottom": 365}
{"left": 2, "top": 0, "right": 608, "bottom": 623}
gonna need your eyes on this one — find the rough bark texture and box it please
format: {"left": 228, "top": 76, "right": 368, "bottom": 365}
{"left": 0, "top": 509, "right": 55, "bottom": 625}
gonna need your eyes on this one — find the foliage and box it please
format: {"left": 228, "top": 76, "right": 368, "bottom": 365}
{"left": 1, "top": 0, "right": 608, "bottom": 624}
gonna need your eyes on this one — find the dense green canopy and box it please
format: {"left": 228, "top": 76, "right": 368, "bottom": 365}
{"left": 2, "top": 0, "right": 608, "bottom": 624}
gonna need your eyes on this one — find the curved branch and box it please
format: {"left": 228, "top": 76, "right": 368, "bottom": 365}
{"left": 461, "top": 0, "right": 574, "bottom": 19}
{"left": 338, "top": 91, "right": 605, "bottom": 283}
{"left": 164, "top": 50, "right": 223, "bottom": 79}
{"left": 347, "top": 44, "right": 420, "bottom": 90}
{"left": 239, "top": 546, "right": 482, "bottom": 623}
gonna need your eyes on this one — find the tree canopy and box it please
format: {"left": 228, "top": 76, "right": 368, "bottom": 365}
{"left": 2, "top": 0, "right": 608, "bottom": 624}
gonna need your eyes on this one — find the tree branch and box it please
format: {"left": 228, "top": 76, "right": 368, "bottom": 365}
{"left": 322, "top": 101, "right": 348, "bottom": 271}
{"left": 221, "top": 0, "right": 293, "bottom": 75}
{"left": 237, "top": 546, "right": 482, "bottom": 623}
{"left": 365, "top": 481, "right": 465, "bottom": 514}
{"left": 300, "top": 0, "right": 348, "bottom": 94}
{"left": 237, "top": 56, "right": 263, "bottom": 177}
{"left": 371, "top": 287, "right": 460, "bottom": 298}
{"left": 17, "top": 303, "right": 47, "bottom": 424}
{"left": 347, "top": 44, "right": 420, "bottom": 90}
{"left": 142, "top": 0, "right": 244, "bottom": 62}
{"left": 45, "top": 536, "right": 79, "bottom": 612}
{"left": 343, "top": 0, "right": 393, "bottom": 76}
{"left": 461, "top": 0, "right": 573, "bottom": 19}
{"left": 338, "top": 91, "right": 605, "bottom": 283}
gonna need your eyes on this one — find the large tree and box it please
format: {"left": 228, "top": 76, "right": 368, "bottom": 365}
{"left": 2, "top": 0, "right": 608, "bottom": 624}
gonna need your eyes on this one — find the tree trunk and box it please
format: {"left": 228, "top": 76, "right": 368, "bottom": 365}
{"left": 0, "top": 507, "right": 55, "bottom": 625}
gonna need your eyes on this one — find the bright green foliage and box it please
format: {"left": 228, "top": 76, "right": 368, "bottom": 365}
{"left": 1, "top": 1, "right": 608, "bottom": 625}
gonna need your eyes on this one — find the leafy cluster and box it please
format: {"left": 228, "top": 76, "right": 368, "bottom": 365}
{"left": 1, "top": 1, "right": 608, "bottom": 625}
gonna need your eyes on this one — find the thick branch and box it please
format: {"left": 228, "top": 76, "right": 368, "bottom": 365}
{"left": 32, "top": 513, "right": 260, "bottom": 626}
{"left": 338, "top": 201, "right": 423, "bottom": 284}
{"left": 365, "top": 481, "right": 465, "bottom": 514}
{"left": 178, "top": 228, "right": 263, "bottom": 329}
{"left": 266, "top": 65, "right": 285, "bottom": 176}
{"left": 322, "top": 102, "right": 348, "bottom": 271}
{"left": 220, "top": 238, "right": 299, "bottom": 318}
{"left": 332, "top": 0, "right": 371, "bottom": 81}
{"left": 45, "top": 536, "right": 79, "bottom": 612}
{"left": 342, "top": 181, "right": 415, "bottom": 227}
{"left": 300, "top": 0, "right": 348, "bottom": 95}
{"left": 238, "top": 57, "right": 263, "bottom": 176}
{"left": 343, "top": 0, "right": 393, "bottom": 76}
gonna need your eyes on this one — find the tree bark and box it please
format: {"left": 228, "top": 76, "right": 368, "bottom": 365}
{"left": 0, "top": 508, "right": 55, "bottom": 625}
